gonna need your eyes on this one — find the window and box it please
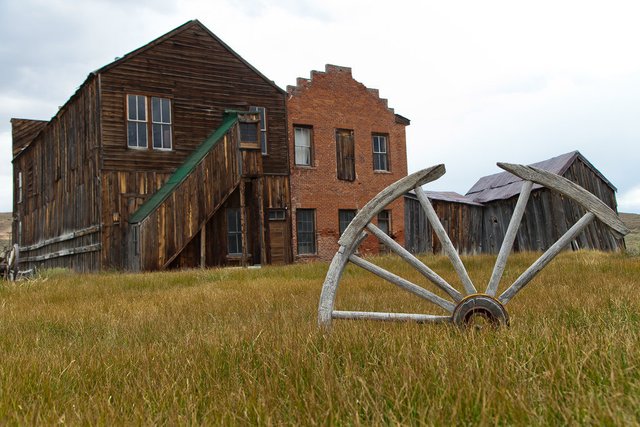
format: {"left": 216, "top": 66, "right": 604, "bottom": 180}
{"left": 372, "top": 134, "right": 389, "bottom": 171}
{"left": 294, "top": 126, "right": 313, "bottom": 166}
{"left": 336, "top": 129, "right": 355, "bottom": 181}
{"left": 377, "top": 210, "right": 391, "bottom": 235}
{"left": 250, "top": 106, "right": 267, "bottom": 155}
{"left": 17, "top": 172, "right": 22, "bottom": 204}
{"left": 227, "top": 208, "right": 242, "bottom": 255}
{"left": 127, "top": 95, "right": 148, "bottom": 148}
{"left": 339, "top": 209, "right": 356, "bottom": 236}
{"left": 152, "top": 97, "right": 172, "bottom": 150}
{"left": 238, "top": 112, "right": 261, "bottom": 149}
{"left": 127, "top": 94, "right": 172, "bottom": 150}
{"left": 296, "top": 209, "right": 316, "bottom": 254}
{"left": 268, "top": 209, "right": 286, "bottom": 221}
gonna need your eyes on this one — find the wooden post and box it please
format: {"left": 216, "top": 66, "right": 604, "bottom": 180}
{"left": 239, "top": 180, "right": 248, "bottom": 267}
{"left": 200, "top": 226, "right": 206, "bottom": 268}
{"left": 258, "top": 177, "right": 267, "bottom": 266}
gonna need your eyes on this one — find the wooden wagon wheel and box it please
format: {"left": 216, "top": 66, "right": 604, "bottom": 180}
{"left": 318, "top": 163, "right": 630, "bottom": 329}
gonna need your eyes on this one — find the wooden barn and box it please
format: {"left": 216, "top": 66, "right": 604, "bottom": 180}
{"left": 405, "top": 151, "right": 625, "bottom": 254}
{"left": 11, "top": 20, "right": 292, "bottom": 271}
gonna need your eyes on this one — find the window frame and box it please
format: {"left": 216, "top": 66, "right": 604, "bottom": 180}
{"left": 17, "top": 172, "right": 23, "bottom": 204}
{"left": 250, "top": 106, "right": 268, "bottom": 155}
{"left": 377, "top": 209, "right": 391, "bottom": 235}
{"left": 372, "top": 133, "right": 390, "bottom": 172}
{"left": 227, "top": 208, "right": 243, "bottom": 256}
{"left": 126, "top": 94, "right": 174, "bottom": 151}
{"left": 335, "top": 128, "right": 356, "bottom": 181}
{"left": 296, "top": 209, "right": 317, "bottom": 255}
{"left": 127, "top": 94, "right": 148, "bottom": 150}
{"left": 294, "top": 125, "right": 313, "bottom": 167}
{"left": 151, "top": 96, "right": 173, "bottom": 151}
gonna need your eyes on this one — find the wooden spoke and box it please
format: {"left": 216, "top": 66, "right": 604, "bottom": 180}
{"left": 414, "top": 187, "right": 477, "bottom": 295}
{"left": 486, "top": 180, "right": 534, "bottom": 296}
{"left": 366, "top": 223, "right": 463, "bottom": 301}
{"left": 332, "top": 310, "right": 451, "bottom": 323}
{"left": 499, "top": 212, "right": 595, "bottom": 305}
{"left": 349, "top": 255, "right": 456, "bottom": 313}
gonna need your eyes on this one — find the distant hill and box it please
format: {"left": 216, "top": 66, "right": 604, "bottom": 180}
{"left": 0, "top": 212, "right": 11, "bottom": 250}
{"left": 620, "top": 212, "right": 640, "bottom": 255}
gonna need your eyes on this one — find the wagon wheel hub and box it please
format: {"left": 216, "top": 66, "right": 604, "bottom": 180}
{"left": 452, "top": 294, "right": 509, "bottom": 328}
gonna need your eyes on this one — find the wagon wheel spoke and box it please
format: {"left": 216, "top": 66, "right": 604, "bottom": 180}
{"left": 499, "top": 212, "right": 595, "bottom": 304}
{"left": 485, "top": 180, "right": 534, "bottom": 296}
{"left": 366, "top": 222, "right": 462, "bottom": 301}
{"left": 348, "top": 254, "right": 456, "bottom": 313}
{"left": 332, "top": 310, "right": 451, "bottom": 323}
{"left": 414, "top": 186, "right": 477, "bottom": 295}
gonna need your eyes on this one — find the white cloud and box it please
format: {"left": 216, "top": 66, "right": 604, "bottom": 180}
{"left": 618, "top": 185, "right": 640, "bottom": 213}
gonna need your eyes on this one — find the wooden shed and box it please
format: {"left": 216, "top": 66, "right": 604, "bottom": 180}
{"left": 12, "top": 20, "right": 292, "bottom": 271}
{"left": 404, "top": 151, "right": 625, "bottom": 255}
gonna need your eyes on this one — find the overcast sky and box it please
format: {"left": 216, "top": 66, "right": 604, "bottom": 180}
{"left": 1, "top": 0, "right": 639, "bottom": 213}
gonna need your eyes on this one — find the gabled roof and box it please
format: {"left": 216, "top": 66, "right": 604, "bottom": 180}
{"left": 96, "top": 20, "right": 284, "bottom": 94}
{"left": 466, "top": 150, "right": 616, "bottom": 203}
{"left": 129, "top": 112, "right": 239, "bottom": 224}
{"left": 10, "top": 118, "right": 48, "bottom": 158}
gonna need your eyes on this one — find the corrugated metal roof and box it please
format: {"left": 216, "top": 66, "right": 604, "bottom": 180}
{"left": 405, "top": 190, "right": 484, "bottom": 206}
{"left": 465, "top": 150, "right": 615, "bottom": 203}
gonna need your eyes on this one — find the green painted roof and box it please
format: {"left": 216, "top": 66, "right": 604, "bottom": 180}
{"left": 129, "top": 113, "right": 238, "bottom": 224}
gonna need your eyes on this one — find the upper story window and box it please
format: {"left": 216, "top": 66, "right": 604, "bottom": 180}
{"left": 250, "top": 106, "right": 267, "bottom": 155}
{"left": 238, "top": 112, "right": 261, "bottom": 150}
{"left": 127, "top": 94, "right": 172, "bottom": 150}
{"left": 373, "top": 134, "right": 389, "bottom": 171}
{"left": 17, "top": 172, "right": 23, "bottom": 204}
{"left": 336, "top": 129, "right": 355, "bottom": 181}
{"left": 294, "top": 126, "right": 313, "bottom": 166}
{"left": 152, "top": 97, "right": 172, "bottom": 150}
{"left": 127, "top": 95, "right": 148, "bottom": 149}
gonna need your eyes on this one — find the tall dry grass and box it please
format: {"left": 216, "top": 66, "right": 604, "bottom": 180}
{"left": 0, "top": 251, "right": 639, "bottom": 424}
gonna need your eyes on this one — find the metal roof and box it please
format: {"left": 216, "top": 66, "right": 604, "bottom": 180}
{"left": 465, "top": 150, "right": 616, "bottom": 203}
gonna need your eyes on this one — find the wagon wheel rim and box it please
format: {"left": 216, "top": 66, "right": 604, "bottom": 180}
{"left": 318, "top": 163, "right": 629, "bottom": 329}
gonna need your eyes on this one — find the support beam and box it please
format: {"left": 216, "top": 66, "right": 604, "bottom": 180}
{"left": 332, "top": 310, "right": 451, "bottom": 323}
{"left": 200, "top": 226, "right": 206, "bottom": 268}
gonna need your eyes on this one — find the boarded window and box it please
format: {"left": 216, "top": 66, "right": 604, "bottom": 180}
{"left": 151, "top": 97, "right": 172, "bottom": 150}
{"left": 227, "top": 208, "right": 242, "bottom": 255}
{"left": 336, "top": 129, "right": 355, "bottom": 181}
{"left": 372, "top": 134, "right": 389, "bottom": 171}
{"left": 294, "top": 126, "right": 312, "bottom": 166}
{"left": 339, "top": 209, "right": 356, "bottom": 236}
{"left": 296, "top": 209, "right": 316, "bottom": 254}
{"left": 127, "top": 95, "right": 148, "bottom": 148}
{"left": 250, "top": 106, "right": 268, "bottom": 155}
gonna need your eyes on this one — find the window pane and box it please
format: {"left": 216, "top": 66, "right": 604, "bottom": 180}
{"left": 162, "top": 99, "right": 171, "bottom": 123}
{"left": 240, "top": 122, "right": 258, "bottom": 143}
{"left": 153, "top": 123, "right": 162, "bottom": 148}
{"left": 137, "top": 96, "right": 146, "bottom": 121}
{"left": 297, "top": 209, "right": 316, "bottom": 254}
{"left": 137, "top": 122, "right": 147, "bottom": 147}
{"left": 128, "top": 95, "right": 137, "bottom": 120}
{"left": 128, "top": 122, "right": 137, "bottom": 147}
{"left": 162, "top": 124, "right": 172, "bottom": 149}
{"left": 152, "top": 97, "right": 161, "bottom": 123}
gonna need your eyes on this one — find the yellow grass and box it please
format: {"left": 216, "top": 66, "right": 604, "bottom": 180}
{"left": 0, "top": 251, "right": 639, "bottom": 424}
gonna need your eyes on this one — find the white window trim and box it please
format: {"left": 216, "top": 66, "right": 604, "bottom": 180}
{"left": 127, "top": 95, "right": 148, "bottom": 149}
{"left": 151, "top": 97, "right": 173, "bottom": 151}
{"left": 294, "top": 126, "right": 313, "bottom": 166}
{"left": 373, "top": 134, "right": 389, "bottom": 171}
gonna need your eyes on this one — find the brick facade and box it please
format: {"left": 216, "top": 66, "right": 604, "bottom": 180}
{"left": 287, "top": 65, "right": 409, "bottom": 261}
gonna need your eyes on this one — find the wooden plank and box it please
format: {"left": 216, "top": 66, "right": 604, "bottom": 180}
{"left": 20, "top": 225, "right": 101, "bottom": 252}
{"left": 332, "top": 311, "right": 451, "bottom": 323}
{"left": 21, "top": 243, "right": 102, "bottom": 263}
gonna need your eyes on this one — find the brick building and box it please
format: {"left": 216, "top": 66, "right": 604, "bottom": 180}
{"left": 287, "top": 65, "right": 410, "bottom": 261}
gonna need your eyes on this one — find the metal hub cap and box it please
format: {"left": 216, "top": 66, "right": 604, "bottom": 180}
{"left": 452, "top": 294, "right": 509, "bottom": 328}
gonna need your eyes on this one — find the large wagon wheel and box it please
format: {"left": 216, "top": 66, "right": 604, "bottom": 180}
{"left": 318, "top": 163, "right": 629, "bottom": 328}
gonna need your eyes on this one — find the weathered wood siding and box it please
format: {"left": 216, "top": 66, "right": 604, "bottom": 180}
{"left": 404, "top": 196, "right": 483, "bottom": 255}
{"left": 136, "top": 128, "right": 241, "bottom": 271}
{"left": 12, "top": 78, "right": 102, "bottom": 271}
{"left": 98, "top": 23, "right": 287, "bottom": 175}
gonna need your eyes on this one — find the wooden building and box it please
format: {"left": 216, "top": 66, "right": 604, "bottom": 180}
{"left": 11, "top": 20, "right": 292, "bottom": 271}
{"left": 405, "top": 151, "right": 625, "bottom": 254}
{"left": 287, "top": 65, "right": 410, "bottom": 261}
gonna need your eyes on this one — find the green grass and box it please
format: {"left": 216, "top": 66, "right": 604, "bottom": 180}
{"left": 1, "top": 251, "right": 639, "bottom": 424}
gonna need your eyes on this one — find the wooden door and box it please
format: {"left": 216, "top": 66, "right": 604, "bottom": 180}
{"left": 268, "top": 209, "right": 287, "bottom": 264}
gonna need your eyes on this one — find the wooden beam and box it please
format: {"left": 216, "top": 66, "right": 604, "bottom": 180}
{"left": 332, "top": 310, "right": 451, "bottom": 323}
{"left": 239, "top": 179, "right": 248, "bottom": 267}
{"left": 414, "top": 187, "right": 477, "bottom": 295}
{"left": 20, "top": 244, "right": 101, "bottom": 263}
{"left": 499, "top": 212, "right": 595, "bottom": 305}
{"left": 200, "top": 226, "right": 206, "bottom": 268}
{"left": 486, "top": 180, "right": 533, "bottom": 296}
{"left": 20, "top": 225, "right": 101, "bottom": 252}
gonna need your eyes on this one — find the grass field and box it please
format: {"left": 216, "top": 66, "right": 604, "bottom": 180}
{"left": 1, "top": 251, "right": 639, "bottom": 424}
